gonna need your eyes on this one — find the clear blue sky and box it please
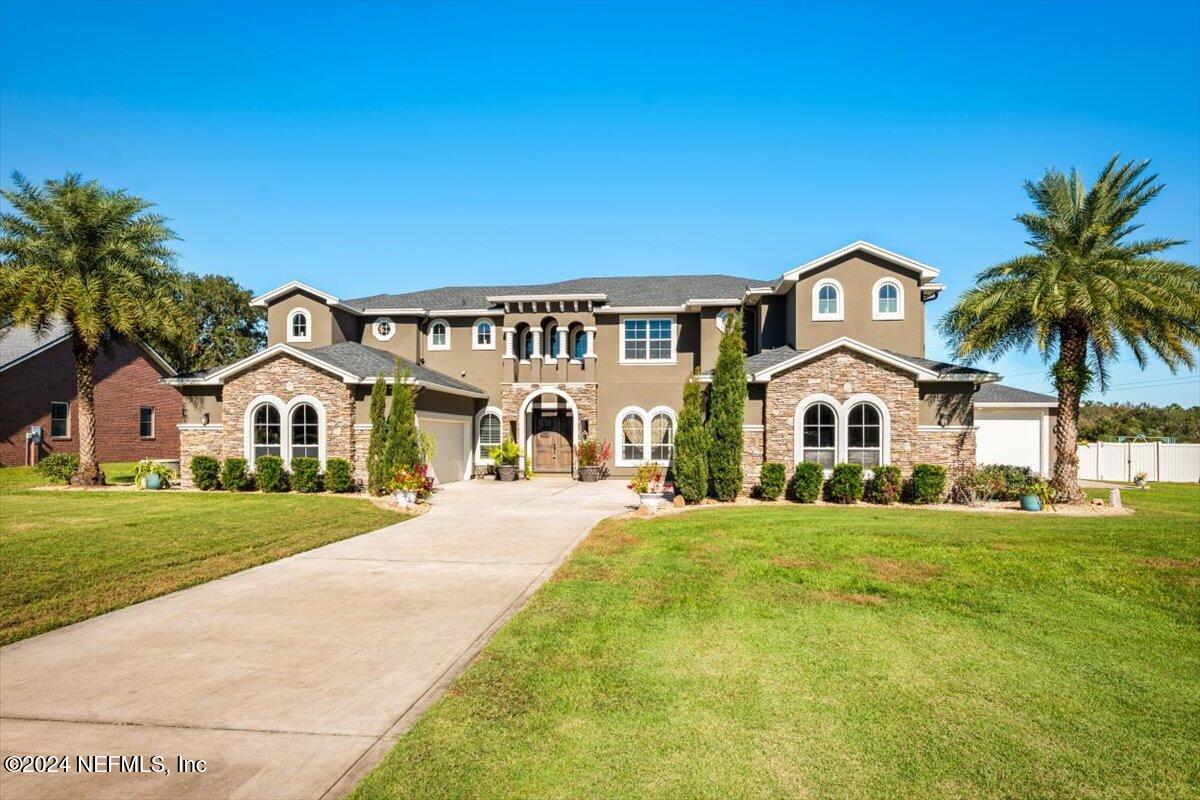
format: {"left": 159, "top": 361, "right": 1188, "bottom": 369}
{"left": 2, "top": 0, "right": 1198, "bottom": 404}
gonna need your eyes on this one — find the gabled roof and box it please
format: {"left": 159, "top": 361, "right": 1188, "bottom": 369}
{"left": 163, "top": 342, "right": 484, "bottom": 397}
{"left": 975, "top": 383, "right": 1057, "bottom": 406}
{"left": 249, "top": 280, "right": 343, "bottom": 308}
{"left": 778, "top": 240, "right": 941, "bottom": 285}
{"left": 742, "top": 338, "right": 997, "bottom": 383}
{"left": 0, "top": 321, "right": 176, "bottom": 376}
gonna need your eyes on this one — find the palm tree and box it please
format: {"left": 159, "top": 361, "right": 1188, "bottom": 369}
{"left": 0, "top": 173, "right": 181, "bottom": 485}
{"left": 940, "top": 156, "right": 1200, "bottom": 502}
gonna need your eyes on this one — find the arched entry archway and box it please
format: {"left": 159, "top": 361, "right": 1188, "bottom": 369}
{"left": 517, "top": 388, "right": 579, "bottom": 474}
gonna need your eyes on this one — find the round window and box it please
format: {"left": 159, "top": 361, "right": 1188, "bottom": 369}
{"left": 374, "top": 318, "right": 394, "bottom": 341}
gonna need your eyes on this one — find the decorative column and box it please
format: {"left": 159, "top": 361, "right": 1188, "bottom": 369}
{"left": 503, "top": 328, "right": 516, "bottom": 359}
{"left": 584, "top": 326, "right": 597, "bottom": 359}
{"left": 556, "top": 327, "right": 569, "bottom": 360}
{"left": 530, "top": 329, "right": 543, "bottom": 360}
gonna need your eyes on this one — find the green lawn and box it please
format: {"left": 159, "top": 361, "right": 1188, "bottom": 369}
{"left": 0, "top": 468, "right": 400, "bottom": 644}
{"left": 353, "top": 484, "right": 1200, "bottom": 800}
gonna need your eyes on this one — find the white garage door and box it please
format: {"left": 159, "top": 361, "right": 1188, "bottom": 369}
{"left": 418, "top": 416, "right": 469, "bottom": 484}
{"left": 975, "top": 410, "right": 1043, "bottom": 473}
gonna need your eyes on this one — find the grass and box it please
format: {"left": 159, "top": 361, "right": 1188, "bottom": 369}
{"left": 0, "top": 462, "right": 144, "bottom": 489}
{"left": 353, "top": 484, "right": 1200, "bottom": 800}
{"left": 0, "top": 467, "right": 401, "bottom": 644}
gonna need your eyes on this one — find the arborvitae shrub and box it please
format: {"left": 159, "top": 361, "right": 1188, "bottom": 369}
{"left": 672, "top": 379, "right": 710, "bottom": 503}
{"left": 325, "top": 458, "right": 354, "bottom": 493}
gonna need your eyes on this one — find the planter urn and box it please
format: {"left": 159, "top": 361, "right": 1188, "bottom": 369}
{"left": 1019, "top": 493, "right": 1042, "bottom": 512}
{"left": 496, "top": 465, "right": 519, "bottom": 482}
{"left": 144, "top": 473, "right": 164, "bottom": 490}
{"left": 577, "top": 465, "right": 603, "bottom": 483}
{"left": 638, "top": 492, "right": 665, "bottom": 510}
{"left": 394, "top": 489, "right": 417, "bottom": 507}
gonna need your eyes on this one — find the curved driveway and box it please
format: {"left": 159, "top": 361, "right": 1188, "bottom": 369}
{"left": 0, "top": 478, "right": 632, "bottom": 800}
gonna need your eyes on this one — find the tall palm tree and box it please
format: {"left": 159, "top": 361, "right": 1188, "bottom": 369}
{"left": 940, "top": 156, "right": 1200, "bottom": 501}
{"left": 0, "top": 173, "right": 181, "bottom": 485}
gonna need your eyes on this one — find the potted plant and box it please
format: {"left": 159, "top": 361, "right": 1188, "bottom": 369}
{"left": 489, "top": 437, "right": 522, "bottom": 482}
{"left": 628, "top": 462, "right": 665, "bottom": 509}
{"left": 133, "top": 459, "right": 174, "bottom": 490}
{"left": 392, "top": 463, "right": 434, "bottom": 507}
{"left": 575, "top": 439, "right": 612, "bottom": 482}
{"left": 1019, "top": 477, "right": 1053, "bottom": 512}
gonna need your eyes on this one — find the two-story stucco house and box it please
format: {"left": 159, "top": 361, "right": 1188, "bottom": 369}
{"left": 165, "top": 241, "right": 1008, "bottom": 490}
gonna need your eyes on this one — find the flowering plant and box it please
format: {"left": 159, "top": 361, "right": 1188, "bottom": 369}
{"left": 576, "top": 439, "right": 613, "bottom": 467}
{"left": 627, "top": 463, "right": 664, "bottom": 495}
{"left": 392, "top": 463, "right": 434, "bottom": 498}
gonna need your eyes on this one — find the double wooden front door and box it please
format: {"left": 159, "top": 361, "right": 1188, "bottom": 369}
{"left": 532, "top": 412, "right": 572, "bottom": 472}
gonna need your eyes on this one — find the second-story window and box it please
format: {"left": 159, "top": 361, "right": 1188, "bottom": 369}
{"left": 572, "top": 329, "right": 588, "bottom": 360}
{"left": 373, "top": 318, "right": 395, "bottom": 341}
{"left": 872, "top": 278, "right": 904, "bottom": 320}
{"left": 288, "top": 309, "right": 311, "bottom": 342}
{"left": 428, "top": 319, "right": 450, "bottom": 350}
{"left": 811, "top": 279, "right": 844, "bottom": 321}
{"left": 621, "top": 318, "right": 673, "bottom": 363}
{"left": 473, "top": 319, "right": 494, "bottom": 349}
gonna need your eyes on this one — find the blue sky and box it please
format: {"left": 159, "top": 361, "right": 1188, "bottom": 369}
{"left": 2, "top": 0, "right": 1198, "bottom": 404}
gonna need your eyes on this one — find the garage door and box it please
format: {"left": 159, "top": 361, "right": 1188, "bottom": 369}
{"left": 975, "top": 410, "right": 1043, "bottom": 473}
{"left": 419, "top": 416, "right": 469, "bottom": 484}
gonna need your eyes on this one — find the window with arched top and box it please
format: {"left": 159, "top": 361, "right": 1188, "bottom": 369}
{"left": 572, "top": 329, "right": 588, "bottom": 360}
{"left": 251, "top": 404, "right": 282, "bottom": 462}
{"left": 473, "top": 319, "right": 494, "bottom": 349}
{"left": 477, "top": 410, "right": 501, "bottom": 461}
{"left": 872, "top": 278, "right": 904, "bottom": 320}
{"left": 620, "top": 412, "right": 645, "bottom": 463}
{"left": 649, "top": 413, "right": 674, "bottom": 461}
{"left": 428, "top": 319, "right": 450, "bottom": 350}
{"left": 802, "top": 403, "right": 837, "bottom": 468}
{"left": 846, "top": 402, "right": 882, "bottom": 467}
{"left": 615, "top": 406, "right": 677, "bottom": 466}
{"left": 812, "top": 279, "right": 843, "bottom": 321}
{"left": 287, "top": 309, "right": 311, "bottom": 342}
{"left": 290, "top": 403, "right": 320, "bottom": 460}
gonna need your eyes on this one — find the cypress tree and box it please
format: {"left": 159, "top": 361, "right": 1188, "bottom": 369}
{"left": 707, "top": 309, "right": 746, "bottom": 500}
{"left": 384, "top": 362, "right": 422, "bottom": 473}
{"left": 366, "top": 373, "right": 388, "bottom": 495}
{"left": 672, "top": 378, "right": 710, "bottom": 504}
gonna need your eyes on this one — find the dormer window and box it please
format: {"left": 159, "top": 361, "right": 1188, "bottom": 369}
{"left": 428, "top": 319, "right": 450, "bottom": 350}
{"left": 872, "top": 278, "right": 904, "bottom": 320}
{"left": 811, "top": 279, "right": 844, "bottom": 321}
{"left": 287, "top": 308, "right": 311, "bottom": 342}
{"left": 473, "top": 319, "right": 495, "bottom": 349}
{"left": 373, "top": 317, "right": 395, "bottom": 341}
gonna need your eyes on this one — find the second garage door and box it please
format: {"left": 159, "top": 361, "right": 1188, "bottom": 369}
{"left": 419, "top": 416, "right": 469, "bottom": 484}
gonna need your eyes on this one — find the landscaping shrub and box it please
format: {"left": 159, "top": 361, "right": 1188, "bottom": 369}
{"left": 290, "top": 456, "right": 322, "bottom": 493}
{"left": 707, "top": 310, "right": 746, "bottom": 501}
{"left": 366, "top": 374, "right": 388, "bottom": 495}
{"left": 672, "top": 379, "right": 710, "bottom": 503}
{"left": 190, "top": 455, "right": 221, "bottom": 490}
{"left": 976, "top": 463, "right": 1036, "bottom": 501}
{"left": 906, "top": 463, "right": 947, "bottom": 504}
{"left": 35, "top": 453, "right": 79, "bottom": 483}
{"left": 864, "top": 465, "right": 903, "bottom": 504}
{"left": 757, "top": 462, "right": 786, "bottom": 500}
{"left": 325, "top": 458, "right": 354, "bottom": 493}
{"left": 787, "top": 461, "right": 824, "bottom": 503}
{"left": 254, "top": 455, "right": 289, "bottom": 493}
{"left": 949, "top": 466, "right": 986, "bottom": 506}
{"left": 220, "top": 457, "right": 250, "bottom": 491}
{"left": 825, "top": 463, "right": 864, "bottom": 504}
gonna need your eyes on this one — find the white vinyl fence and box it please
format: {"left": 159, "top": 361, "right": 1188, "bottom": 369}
{"left": 1077, "top": 441, "right": 1200, "bottom": 483}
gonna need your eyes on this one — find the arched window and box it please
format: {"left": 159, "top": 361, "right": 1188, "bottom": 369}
{"left": 473, "top": 319, "right": 494, "bottom": 349}
{"left": 873, "top": 278, "right": 904, "bottom": 320}
{"left": 251, "top": 404, "right": 282, "bottom": 462}
{"left": 846, "top": 402, "right": 882, "bottom": 467}
{"left": 290, "top": 403, "right": 319, "bottom": 460}
{"left": 288, "top": 309, "right": 311, "bottom": 342}
{"left": 802, "top": 403, "right": 836, "bottom": 468}
{"left": 572, "top": 329, "right": 588, "bottom": 360}
{"left": 878, "top": 284, "right": 897, "bottom": 313}
{"left": 818, "top": 285, "right": 838, "bottom": 315}
{"left": 428, "top": 319, "right": 450, "bottom": 350}
{"left": 521, "top": 329, "right": 535, "bottom": 360}
{"left": 649, "top": 412, "right": 674, "bottom": 461}
{"left": 477, "top": 410, "right": 501, "bottom": 461}
{"left": 620, "top": 412, "right": 645, "bottom": 463}
{"left": 811, "top": 279, "right": 843, "bottom": 321}
{"left": 373, "top": 317, "right": 394, "bottom": 341}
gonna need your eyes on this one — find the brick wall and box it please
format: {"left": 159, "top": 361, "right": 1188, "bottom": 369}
{"left": 0, "top": 338, "right": 181, "bottom": 467}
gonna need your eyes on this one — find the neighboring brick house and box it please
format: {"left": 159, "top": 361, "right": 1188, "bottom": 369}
{"left": 0, "top": 321, "right": 181, "bottom": 467}
{"left": 166, "top": 240, "right": 1032, "bottom": 491}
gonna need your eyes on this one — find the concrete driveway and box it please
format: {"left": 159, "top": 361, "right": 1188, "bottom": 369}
{"left": 0, "top": 478, "right": 632, "bottom": 800}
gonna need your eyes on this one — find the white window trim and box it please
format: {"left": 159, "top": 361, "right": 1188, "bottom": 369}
{"left": 871, "top": 277, "right": 905, "bottom": 321}
{"left": 811, "top": 279, "right": 844, "bottom": 322}
{"left": 792, "top": 393, "right": 890, "bottom": 469}
{"left": 472, "top": 318, "right": 496, "bottom": 350}
{"left": 618, "top": 315, "right": 677, "bottom": 365}
{"left": 50, "top": 400, "right": 70, "bottom": 439}
{"left": 243, "top": 394, "right": 326, "bottom": 468}
{"left": 427, "top": 318, "right": 451, "bottom": 351}
{"left": 286, "top": 308, "right": 312, "bottom": 343}
{"left": 139, "top": 406, "right": 155, "bottom": 439}
{"left": 474, "top": 406, "right": 503, "bottom": 464}
{"left": 614, "top": 405, "right": 677, "bottom": 467}
{"left": 715, "top": 308, "right": 733, "bottom": 333}
{"left": 373, "top": 316, "right": 396, "bottom": 342}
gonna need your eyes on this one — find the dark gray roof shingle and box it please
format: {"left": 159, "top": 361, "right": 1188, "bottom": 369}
{"left": 305, "top": 343, "right": 485, "bottom": 395}
{"left": 744, "top": 346, "right": 805, "bottom": 374}
{"left": 0, "top": 320, "right": 71, "bottom": 369}
{"left": 882, "top": 350, "right": 998, "bottom": 379}
{"left": 343, "top": 275, "right": 764, "bottom": 311}
{"left": 975, "top": 383, "right": 1057, "bottom": 404}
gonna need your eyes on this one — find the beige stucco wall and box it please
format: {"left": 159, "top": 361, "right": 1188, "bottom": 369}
{"left": 265, "top": 289, "right": 357, "bottom": 348}
{"left": 919, "top": 383, "right": 975, "bottom": 426}
{"left": 417, "top": 316, "right": 506, "bottom": 400}
{"left": 180, "top": 387, "right": 222, "bottom": 424}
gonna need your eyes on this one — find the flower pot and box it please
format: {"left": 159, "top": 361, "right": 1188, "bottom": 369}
{"left": 638, "top": 492, "right": 665, "bottom": 509}
{"left": 577, "top": 465, "right": 603, "bottom": 482}
{"left": 144, "top": 473, "right": 164, "bottom": 490}
{"left": 1019, "top": 493, "right": 1042, "bottom": 512}
{"left": 496, "top": 465, "right": 519, "bottom": 482}
{"left": 394, "top": 489, "right": 417, "bottom": 507}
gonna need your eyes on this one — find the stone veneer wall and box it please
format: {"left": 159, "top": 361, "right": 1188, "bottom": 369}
{"left": 500, "top": 383, "right": 598, "bottom": 465}
{"left": 178, "top": 425, "right": 224, "bottom": 488}
{"left": 741, "top": 426, "right": 765, "bottom": 493}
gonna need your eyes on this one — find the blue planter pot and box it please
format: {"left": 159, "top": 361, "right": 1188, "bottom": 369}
{"left": 144, "top": 473, "right": 164, "bottom": 490}
{"left": 1019, "top": 493, "right": 1042, "bottom": 512}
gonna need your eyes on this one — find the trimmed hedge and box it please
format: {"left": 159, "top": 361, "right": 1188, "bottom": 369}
{"left": 36, "top": 453, "right": 79, "bottom": 483}
{"left": 865, "top": 465, "right": 903, "bottom": 505}
{"left": 254, "top": 455, "right": 289, "bottom": 493}
{"left": 906, "top": 463, "right": 947, "bottom": 504}
{"left": 220, "top": 457, "right": 251, "bottom": 491}
{"left": 325, "top": 458, "right": 355, "bottom": 493}
{"left": 757, "top": 462, "right": 786, "bottom": 500}
{"left": 787, "top": 461, "right": 824, "bottom": 503}
{"left": 825, "top": 463, "right": 864, "bottom": 504}
{"left": 291, "top": 456, "right": 322, "bottom": 493}
{"left": 190, "top": 455, "right": 221, "bottom": 490}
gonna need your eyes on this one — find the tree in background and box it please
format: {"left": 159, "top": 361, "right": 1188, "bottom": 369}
{"left": 383, "top": 362, "right": 421, "bottom": 477}
{"left": 940, "top": 156, "right": 1200, "bottom": 501}
{"left": 1080, "top": 401, "right": 1200, "bottom": 443}
{"left": 366, "top": 374, "right": 388, "bottom": 494}
{"left": 0, "top": 172, "right": 182, "bottom": 485}
{"left": 153, "top": 273, "right": 265, "bottom": 373}
{"left": 672, "top": 378, "right": 710, "bottom": 503}
{"left": 707, "top": 309, "right": 747, "bottom": 501}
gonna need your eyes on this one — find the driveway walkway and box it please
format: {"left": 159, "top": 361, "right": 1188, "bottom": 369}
{"left": 0, "top": 479, "right": 632, "bottom": 800}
